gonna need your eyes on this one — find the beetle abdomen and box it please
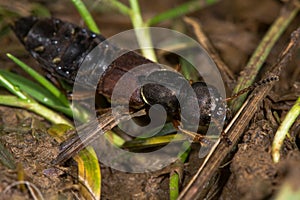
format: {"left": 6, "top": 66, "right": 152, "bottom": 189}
{"left": 12, "top": 17, "right": 162, "bottom": 108}
{"left": 13, "top": 17, "right": 106, "bottom": 84}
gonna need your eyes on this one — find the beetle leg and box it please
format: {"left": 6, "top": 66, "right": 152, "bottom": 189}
{"left": 177, "top": 126, "right": 215, "bottom": 147}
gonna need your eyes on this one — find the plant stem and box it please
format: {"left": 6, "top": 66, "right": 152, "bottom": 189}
{"left": 170, "top": 142, "right": 191, "bottom": 200}
{"left": 170, "top": 172, "right": 180, "bottom": 200}
{"left": 110, "top": 0, "right": 131, "bottom": 15}
{"left": 0, "top": 95, "right": 72, "bottom": 126}
{"left": 128, "top": 0, "right": 157, "bottom": 62}
{"left": 71, "top": 0, "right": 100, "bottom": 33}
{"left": 129, "top": 0, "right": 143, "bottom": 26}
{"left": 272, "top": 96, "right": 300, "bottom": 163}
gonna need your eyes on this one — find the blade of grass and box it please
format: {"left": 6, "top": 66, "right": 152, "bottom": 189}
{"left": 0, "top": 70, "right": 73, "bottom": 117}
{"left": 6, "top": 54, "right": 90, "bottom": 122}
{"left": 106, "top": 0, "right": 220, "bottom": 62}
{"left": 109, "top": 0, "right": 131, "bottom": 15}
{"left": 75, "top": 147, "right": 101, "bottom": 200}
{"left": 71, "top": 0, "right": 100, "bottom": 34}
{"left": 146, "top": 0, "right": 219, "bottom": 26}
{"left": 16, "top": 163, "right": 26, "bottom": 192}
{"left": 0, "top": 73, "right": 27, "bottom": 100}
{"left": 272, "top": 96, "right": 300, "bottom": 163}
{"left": 128, "top": 0, "right": 143, "bottom": 27}
{"left": 170, "top": 142, "right": 191, "bottom": 200}
{"left": 118, "top": 122, "right": 175, "bottom": 139}
{"left": 170, "top": 171, "right": 180, "bottom": 200}
{"left": 128, "top": 0, "right": 157, "bottom": 62}
{"left": 104, "top": 130, "right": 126, "bottom": 147}
{"left": 0, "top": 95, "right": 72, "bottom": 126}
{"left": 6, "top": 53, "right": 70, "bottom": 107}
{"left": 122, "top": 134, "right": 185, "bottom": 149}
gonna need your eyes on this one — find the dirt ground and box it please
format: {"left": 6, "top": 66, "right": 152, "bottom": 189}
{"left": 0, "top": 0, "right": 300, "bottom": 199}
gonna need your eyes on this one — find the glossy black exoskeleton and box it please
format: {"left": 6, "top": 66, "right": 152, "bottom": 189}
{"left": 12, "top": 17, "right": 106, "bottom": 83}
{"left": 12, "top": 17, "right": 226, "bottom": 163}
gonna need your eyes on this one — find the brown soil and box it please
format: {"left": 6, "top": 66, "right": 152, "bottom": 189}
{"left": 0, "top": 0, "right": 299, "bottom": 199}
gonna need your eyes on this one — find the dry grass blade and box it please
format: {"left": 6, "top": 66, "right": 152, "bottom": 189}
{"left": 177, "top": 27, "right": 300, "bottom": 200}
{"left": 75, "top": 147, "right": 101, "bottom": 200}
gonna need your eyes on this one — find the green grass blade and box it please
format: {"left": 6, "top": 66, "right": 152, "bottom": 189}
{"left": 76, "top": 147, "right": 101, "bottom": 200}
{"left": 109, "top": 0, "right": 131, "bottom": 15}
{"left": 170, "top": 172, "right": 180, "bottom": 200}
{"left": 71, "top": 0, "right": 100, "bottom": 33}
{"left": 275, "top": 180, "right": 300, "bottom": 200}
{"left": 0, "top": 70, "right": 73, "bottom": 117}
{"left": 0, "top": 73, "right": 28, "bottom": 100}
{"left": 272, "top": 96, "right": 300, "bottom": 163}
{"left": 170, "top": 142, "right": 191, "bottom": 200}
{"left": 122, "top": 134, "right": 186, "bottom": 149}
{"left": 146, "top": 0, "right": 219, "bottom": 26}
{"left": 128, "top": 0, "right": 157, "bottom": 62}
{"left": 0, "top": 95, "right": 72, "bottom": 126}
{"left": 6, "top": 53, "right": 70, "bottom": 107}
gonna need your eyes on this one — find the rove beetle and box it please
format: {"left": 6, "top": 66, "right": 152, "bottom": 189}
{"left": 12, "top": 17, "right": 227, "bottom": 163}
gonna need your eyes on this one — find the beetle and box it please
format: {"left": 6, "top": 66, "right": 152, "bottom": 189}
{"left": 12, "top": 17, "right": 226, "bottom": 163}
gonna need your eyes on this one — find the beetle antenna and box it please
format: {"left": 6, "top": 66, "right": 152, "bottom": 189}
{"left": 225, "top": 76, "right": 279, "bottom": 101}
